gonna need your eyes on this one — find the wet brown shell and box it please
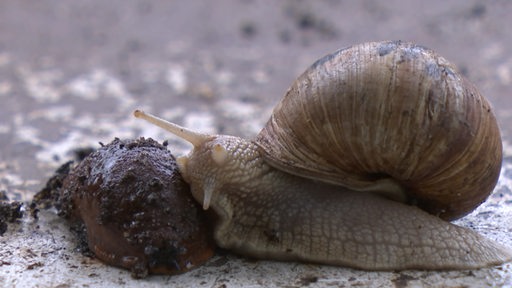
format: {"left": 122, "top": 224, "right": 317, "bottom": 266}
{"left": 255, "top": 41, "right": 502, "bottom": 221}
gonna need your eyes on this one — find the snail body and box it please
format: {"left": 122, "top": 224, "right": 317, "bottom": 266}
{"left": 135, "top": 41, "right": 512, "bottom": 270}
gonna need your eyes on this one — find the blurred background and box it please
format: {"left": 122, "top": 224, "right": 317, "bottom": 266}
{"left": 1, "top": 0, "right": 511, "bottom": 200}
{"left": 1, "top": 1, "right": 512, "bottom": 286}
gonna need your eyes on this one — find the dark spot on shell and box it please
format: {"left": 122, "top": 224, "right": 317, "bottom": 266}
{"left": 120, "top": 173, "right": 137, "bottom": 185}
{"left": 441, "top": 65, "right": 456, "bottom": 77}
{"left": 378, "top": 41, "right": 434, "bottom": 64}
{"left": 309, "top": 45, "right": 352, "bottom": 70}
{"left": 309, "top": 55, "right": 332, "bottom": 71}
{"left": 148, "top": 177, "right": 164, "bottom": 190}
{"left": 377, "top": 41, "right": 401, "bottom": 56}
{"left": 425, "top": 62, "right": 457, "bottom": 82}
{"left": 425, "top": 63, "right": 442, "bottom": 80}
{"left": 400, "top": 45, "right": 431, "bottom": 62}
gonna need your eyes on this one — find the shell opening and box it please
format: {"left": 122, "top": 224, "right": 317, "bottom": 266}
{"left": 133, "top": 110, "right": 210, "bottom": 147}
{"left": 361, "top": 178, "right": 407, "bottom": 203}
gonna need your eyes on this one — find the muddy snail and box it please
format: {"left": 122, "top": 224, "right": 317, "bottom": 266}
{"left": 135, "top": 41, "right": 512, "bottom": 270}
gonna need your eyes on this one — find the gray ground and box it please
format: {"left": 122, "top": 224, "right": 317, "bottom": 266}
{"left": 0, "top": 1, "right": 511, "bottom": 287}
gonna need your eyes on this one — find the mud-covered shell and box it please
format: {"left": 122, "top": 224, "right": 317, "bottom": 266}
{"left": 61, "top": 138, "right": 215, "bottom": 278}
{"left": 255, "top": 41, "right": 502, "bottom": 221}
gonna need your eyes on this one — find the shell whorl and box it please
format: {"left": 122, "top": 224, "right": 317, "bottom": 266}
{"left": 255, "top": 41, "right": 502, "bottom": 220}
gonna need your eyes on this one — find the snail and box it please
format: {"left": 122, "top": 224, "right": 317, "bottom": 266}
{"left": 134, "top": 41, "right": 512, "bottom": 270}
{"left": 59, "top": 138, "right": 215, "bottom": 278}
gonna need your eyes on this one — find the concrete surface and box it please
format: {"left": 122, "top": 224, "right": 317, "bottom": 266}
{"left": 1, "top": 1, "right": 512, "bottom": 287}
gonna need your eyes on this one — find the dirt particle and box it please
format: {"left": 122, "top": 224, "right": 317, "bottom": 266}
{"left": 73, "top": 147, "right": 95, "bottom": 161}
{"left": 240, "top": 21, "right": 257, "bottom": 38}
{"left": 284, "top": 5, "right": 338, "bottom": 41}
{"left": 392, "top": 273, "right": 417, "bottom": 288}
{"left": 469, "top": 3, "right": 486, "bottom": 19}
{"left": 26, "top": 262, "right": 44, "bottom": 270}
{"left": 298, "top": 275, "right": 319, "bottom": 286}
{"left": 0, "top": 191, "right": 8, "bottom": 201}
{"left": 0, "top": 192, "right": 23, "bottom": 236}
{"left": 31, "top": 161, "right": 74, "bottom": 218}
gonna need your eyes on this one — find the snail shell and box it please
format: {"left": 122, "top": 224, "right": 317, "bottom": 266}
{"left": 256, "top": 41, "right": 502, "bottom": 220}
{"left": 134, "top": 41, "right": 511, "bottom": 270}
{"left": 60, "top": 138, "right": 214, "bottom": 278}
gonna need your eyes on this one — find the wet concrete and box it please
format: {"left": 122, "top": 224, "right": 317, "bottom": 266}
{"left": 0, "top": 1, "right": 511, "bottom": 287}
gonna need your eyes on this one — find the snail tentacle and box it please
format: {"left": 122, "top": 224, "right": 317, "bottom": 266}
{"left": 134, "top": 110, "right": 210, "bottom": 147}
